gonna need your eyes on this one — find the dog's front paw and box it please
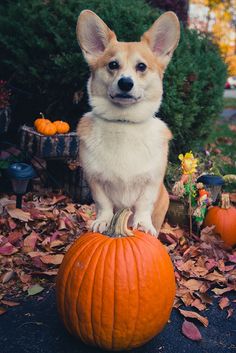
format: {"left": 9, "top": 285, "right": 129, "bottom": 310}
{"left": 90, "top": 214, "right": 113, "bottom": 233}
{"left": 133, "top": 215, "right": 157, "bottom": 237}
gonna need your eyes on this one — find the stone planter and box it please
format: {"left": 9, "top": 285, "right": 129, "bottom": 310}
{"left": 19, "top": 125, "right": 91, "bottom": 204}
{"left": 0, "top": 107, "right": 11, "bottom": 134}
{"left": 20, "top": 125, "right": 79, "bottom": 159}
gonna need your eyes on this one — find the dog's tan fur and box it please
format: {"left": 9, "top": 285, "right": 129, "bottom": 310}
{"left": 76, "top": 10, "right": 180, "bottom": 235}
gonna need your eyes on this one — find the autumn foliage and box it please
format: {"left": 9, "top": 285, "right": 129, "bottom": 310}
{"left": 0, "top": 193, "right": 235, "bottom": 343}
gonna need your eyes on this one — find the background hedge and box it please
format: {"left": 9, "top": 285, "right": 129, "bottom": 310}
{"left": 0, "top": 0, "right": 227, "bottom": 159}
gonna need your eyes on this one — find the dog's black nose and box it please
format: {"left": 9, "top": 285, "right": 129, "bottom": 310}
{"left": 118, "top": 77, "right": 134, "bottom": 92}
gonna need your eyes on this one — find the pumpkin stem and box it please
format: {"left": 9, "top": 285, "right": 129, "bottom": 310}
{"left": 221, "top": 193, "right": 231, "bottom": 209}
{"left": 40, "top": 112, "right": 45, "bottom": 119}
{"left": 105, "top": 208, "right": 134, "bottom": 238}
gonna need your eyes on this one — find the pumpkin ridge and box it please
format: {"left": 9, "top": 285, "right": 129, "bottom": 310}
{"left": 57, "top": 234, "right": 99, "bottom": 333}
{"left": 126, "top": 237, "right": 141, "bottom": 348}
{"left": 111, "top": 240, "right": 117, "bottom": 350}
{"left": 156, "top": 248, "right": 175, "bottom": 328}
{"left": 64, "top": 235, "right": 103, "bottom": 336}
{"left": 88, "top": 237, "right": 111, "bottom": 346}
{"left": 111, "top": 238, "right": 132, "bottom": 349}
{"left": 97, "top": 239, "right": 113, "bottom": 348}
{"left": 61, "top": 236, "right": 96, "bottom": 335}
{"left": 75, "top": 236, "right": 108, "bottom": 343}
{"left": 124, "top": 237, "right": 140, "bottom": 349}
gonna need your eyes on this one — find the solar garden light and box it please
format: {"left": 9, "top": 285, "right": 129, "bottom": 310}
{"left": 7, "top": 163, "right": 36, "bottom": 209}
{"left": 197, "top": 174, "right": 224, "bottom": 204}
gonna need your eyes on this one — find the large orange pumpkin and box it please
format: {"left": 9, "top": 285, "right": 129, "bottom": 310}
{"left": 56, "top": 209, "right": 176, "bottom": 351}
{"left": 204, "top": 193, "right": 236, "bottom": 246}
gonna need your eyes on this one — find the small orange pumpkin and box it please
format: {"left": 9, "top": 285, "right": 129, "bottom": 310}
{"left": 204, "top": 193, "right": 236, "bottom": 246}
{"left": 53, "top": 120, "right": 70, "bottom": 134}
{"left": 56, "top": 209, "right": 176, "bottom": 351}
{"left": 37, "top": 121, "right": 57, "bottom": 136}
{"left": 34, "top": 112, "right": 51, "bottom": 130}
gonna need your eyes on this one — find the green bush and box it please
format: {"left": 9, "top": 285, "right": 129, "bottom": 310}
{"left": 0, "top": 0, "right": 227, "bottom": 158}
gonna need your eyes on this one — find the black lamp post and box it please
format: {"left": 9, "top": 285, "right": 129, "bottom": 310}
{"left": 8, "top": 163, "right": 36, "bottom": 209}
{"left": 197, "top": 174, "right": 224, "bottom": 204}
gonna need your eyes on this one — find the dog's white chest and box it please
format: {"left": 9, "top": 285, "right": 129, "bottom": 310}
{"left": 81, "top": 117, "right": 168, "bottom": 182}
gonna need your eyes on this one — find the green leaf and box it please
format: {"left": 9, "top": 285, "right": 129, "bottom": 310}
{"left": 27, "top": 284, "right": 44, "bottom": 296}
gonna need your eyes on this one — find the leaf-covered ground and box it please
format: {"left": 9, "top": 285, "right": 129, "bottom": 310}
{"left": 0, "top": 193, "right": 235, "bottom": 342}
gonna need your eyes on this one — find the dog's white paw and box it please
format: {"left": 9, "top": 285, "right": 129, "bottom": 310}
{"left": 90, "top": 214, "right": 113, "bottom": 233}
{"left": 133, "top": 216, "right": 157, "bottom": 236}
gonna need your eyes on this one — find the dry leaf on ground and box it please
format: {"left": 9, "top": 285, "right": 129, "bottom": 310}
{"left": 182, "top": 320, "right": 202, "bottom": 341}
{"left": 179, "top": 309, "right": 209, "bottom": 327}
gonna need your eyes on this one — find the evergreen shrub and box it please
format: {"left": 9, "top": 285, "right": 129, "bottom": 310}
{"left": 0, "top": 0, "right": 227, "bottom": 157}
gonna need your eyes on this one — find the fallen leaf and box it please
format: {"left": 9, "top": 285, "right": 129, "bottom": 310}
{"left": 50, "top": 240, "right": 64, "bottom": 248}
{"left": 224, "top": 265, "right": 235, "bottom": 272}
{"left": 7, "top": 231, "right": 23, "bottom": 244}
{"left": 2, "top": 270, "right": 15, "bottom": 284}
{"left": 211, "top": 287, "right": 233, "bottom": 295}
{"left": 219, "top": 297, "right": 230, "bottom": 310}
{"left": 205, "top": 270, "right": 226, "bottom": 283}
{"left": 64, "top": 203, "right": 77, "bottom": 213}
{"left": 228, "top": 254, "right": 236, "bottom": 264}
{"left": 205, "top": 259, "right": 217, "bottom": 271}
{"left": 192, "top": 266, "right": 209, "bottom": 277}
{"left": 27, "top": 284, "right": 44, "bottom": 296}
{"left": 0, "top": 307, "right": 7, "bottom": 315}
{"left": 27, "top": 251, "right": 47, "bottom": 258}
{"left": 227, "top": 308, "right": 233, "bottom": 319}
{"left": 58, "top": 217, "right": 67, "bottom": 230}
{"left": 40, "top": 254, "right": 64, "bottom": 265}
{"left": 18, "top": 272, "right": 32, "bottom": 284}
{"left": 183, "top": 279, "right": 203, "bottom": 291}
{"left": 182, "top": 320, "right": 202, "bottom": 341}
{"left": 23, "top": 231, "right": 38, "bottom": 253}
{"left": 0, "top": 197, "right": 15, "bottom": 208}
{"left": 32, "top": 270, "right": 58, "bottom": 276}
{"left": 181, "top": 292, "right": 194, "bottom": 306}
{"left": 31, "top": 256, "right": 46, "bottom": 270}
{"left": 176, "top": 260, "right": 195, "bottom": 273}
{"left": 8, "top": 218, "right": 17, "bottom": 230}
{"left": 49, "top": 195, "right": 67, "bottom": 205}
{"left": 179, "top": 309, "right": 209, "bottom": 327}
{"left": 1, "top": 300, "right": 20, "bottom": 307}
{"left": 195, "top": 292, "right": 213, "bottom": 305}
{"left": 6, "top": 206, "right": 32, "bottom": 222}
{"left": 77, "top": 204, "right": 96, "bottom": 221}
{"left": 191, "top": 299, "right": 206, "bottom": 311}
{"left": 0, "top": 242, "right": 18, "bottom": 255}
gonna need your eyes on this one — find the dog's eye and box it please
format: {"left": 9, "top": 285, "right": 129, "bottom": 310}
{"left": 108, "top": 61, "right": 119, "bottom": 70}
{"left": 136, "top": 63, "right": 147, "bottom": 72}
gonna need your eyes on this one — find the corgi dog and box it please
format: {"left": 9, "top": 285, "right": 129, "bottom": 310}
{"left": 76, "top": 10, "right": 180, "bottom": 236}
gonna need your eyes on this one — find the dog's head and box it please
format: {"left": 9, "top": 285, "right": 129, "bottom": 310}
{"left": 77, "top": 10, "right": 180, "bottom": 122}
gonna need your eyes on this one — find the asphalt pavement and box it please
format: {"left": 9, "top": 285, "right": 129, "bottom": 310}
{"left": 0, "top": 288, "right": 235, "bottom": 353}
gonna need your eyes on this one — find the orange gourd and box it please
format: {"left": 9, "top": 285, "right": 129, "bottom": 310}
{"left": 53, "top": 120, "right": 70, "bottom": 134}
{"left": 204, "top": 193, "right": 236, "bottom": 246}
{"left": 34, "top": 112, "right": 51, "bottom": 130}
{"left": 56, "top": 209, "right": 176, "bottom": 351}
{"left": 37, "top": 121, "right": 57, "bottom": 136}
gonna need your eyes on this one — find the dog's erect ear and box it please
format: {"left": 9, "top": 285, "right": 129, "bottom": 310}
{"left": 76, "top": 10, "right": 116, "bottom": 64}
{"left": 141, "top": 12, "right": 180, "bottom": 69}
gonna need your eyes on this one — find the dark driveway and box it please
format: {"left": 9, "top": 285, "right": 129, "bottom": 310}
{"left": 0, "top": 289, "right": 235, "bottom": 353}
